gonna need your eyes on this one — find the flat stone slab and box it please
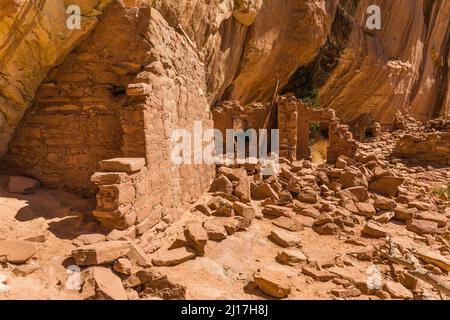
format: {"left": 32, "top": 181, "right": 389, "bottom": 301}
{"left": 73, "top": 234, "right": 106, "bottom": 247}
{"left": 99, "top": 158, "right": 145, "bottom": 173}
{"left": 203, "top": 220, "right": 227, "bottom": 241}
{"left": 276, "top": 249, "right": 307, "bottom": 266}
{"left": 416, "top": 250, "right": 450, "bottom": 272}
{"left": 383, "top": 280, "right": 413, "bottom": 299}
{"left": 362, "top": 221, "right": 388, "bottom": 238}
{"left": 6, "top": 176, "right": 40, "bottom": 194}
{"left": 72, "top": 241, "right": 130, "bottom": 266}
{"left": 151, "top": 247, "right": 196, "bottom": 267}
{"left": 233, "top": 202, "right": 256, "bottom": 221}
{"left": 0, "top": 240, "right": 37, "bottom": 264}
{"left": 406, "top": 219, "right": 439, "bottom": 235}
{"left": 269, "top": 229, "right": 302, "bottom": 248}
{"left": 253, "top": 267, "right": 291, "bottom": 298}
{"left": 272, "top": 216, "right": 304, "bottom": 232}
{"left": 83, "top": 266, "right": 128, "bottom": 300}
{"left": 184, "top": 222, "right": 208, "bottom": 245}
{"left": 302, "top": 266, "right": 334, "bottom": 282}
{"left": 262, "top": 205, "right": 295, "bottom": 218}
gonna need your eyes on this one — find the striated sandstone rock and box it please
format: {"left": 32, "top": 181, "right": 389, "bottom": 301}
{"left": 310, "top": 0, "right": 450, "bottom": 125}
{"left": 276, "top": 249, "right": 307, "bottom": 267}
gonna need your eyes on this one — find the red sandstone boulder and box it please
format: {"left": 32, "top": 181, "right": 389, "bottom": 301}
{"left": 0, "top": 240, "right": 37, "bottom": 264}
{"left": 302, "top": 266, "right": 334, "bottom": 282}
{"left": 276, "top": 249, "right": 307, "bottom": 266}
{"left": 72, "top": 241, "right": 131, "bottom": 266}
{"left": 272, "top": 216, "right": 305, "bottom": 232}
{"left": 209, "top": 175, "right": 233, "bottom": 194}
{"left": 315, "top": 222, "right": 341, "bottom": 235}
{"left": 339, "top": 169, "right": 368, "bottom": 189}
{"left": 151, "top": 247, "right": 196, "bottom": 266}
{"left": 253, "top": 267, "right": 291, "bottom": 298}
{"left": 383, "top": 281, "right": 413, "bottom": 300}
{"left": 82, "top": 266, "right": 128, "bottom": 300}
{"left": 355, "top": 202, "right": 376, "bottom": 218}
{"left": 184, "top": 222, "right": 208, "bottom": 256}
{"left": 362, "top": 222, "right": 388, "bottom": 238}
{"left": 298, "top": 189, "right": 320, "bottom": 204}
{"left": 251, "top": 182, "right": 278, "bottom": 200}
{"left": 337, "top": 186, "right": 369, "bottom": 202}
{"left": 406, "top": 219, "right": 439, "bottom": 235}
{"left": 233, "top": 201, "right": 256, "bottom": 221}
{"left": 6, "top": 176, "right": 40, "bottom": 194}
{"left": 374, "top": 197, "right": 397, "bottom": 210}
{"left": 369, "top": 176, "right": 404, "bottom": 196}
{"left": 203, "top": 220, "right": 227, "bottom": 241}
{"left": 262, "top": 205, "right": 295, "bottom": 218}
{"left": 269, "top": 229, "right": 302, "bottom": 248}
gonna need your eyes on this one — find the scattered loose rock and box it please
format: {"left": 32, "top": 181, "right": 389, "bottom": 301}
{"left": 269, "top": 229, "right": 302, "bottom": 248}
{"left": 0, "top": 240, "right": 37, "bottom": 264}
{"left": 253, "top": 267, "right": 291, "bottom": 298}
{"left": 151, "top": 247, "right": 196, "bottom": 267}
{"left": 72, "top": 241, "right": 130, "bottom": 266}
{"left": 82, "top": 266, "right": 128, "bottom": 300}
{"left": 6, "top": 176, "right": 40, "bottom": 194}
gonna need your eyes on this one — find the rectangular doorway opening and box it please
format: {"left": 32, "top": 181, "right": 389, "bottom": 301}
{"left": 310, "top": 122, "right": 329, "bottom": 164}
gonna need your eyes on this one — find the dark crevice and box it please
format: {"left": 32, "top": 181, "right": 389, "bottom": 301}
{"left": 110, "top": 85, "right": 126, "bottom": 97}
{"left": 432, "top": 26, "right": 450, "bottom": 117}
{"left": 423, "top": 0, "right": 436, "bottom": 29}
{"left": 280, "top": 0, "right": 359, "bottom": 103}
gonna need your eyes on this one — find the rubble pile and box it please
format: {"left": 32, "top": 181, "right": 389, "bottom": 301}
{"left": 0, "top": 119, "right": 448, "bottom": 300}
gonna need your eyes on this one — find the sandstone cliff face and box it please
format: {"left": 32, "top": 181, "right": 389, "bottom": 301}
{"left": 0, "top": 0, "right": 449, "bottom": 198}
{"left": 285, "top": 0, "right": 450, "bottom": 125}
{"left": 0, "top": 0, "right": 114, "bottom": 155}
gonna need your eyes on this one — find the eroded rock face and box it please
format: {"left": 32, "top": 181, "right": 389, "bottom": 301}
{"left": 1, "top": 0, "right": 449, "bottom": 158}
{"left": 0, "top": 0, "right": 114, "bottom": 155}
{"left": 285, "top": 0, "right": 450, "bottom": 125}
{"left": 0, "top": 0, "right": 339, "bottom": 157}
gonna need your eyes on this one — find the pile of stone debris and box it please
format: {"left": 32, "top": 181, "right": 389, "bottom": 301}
{"left": 65, "top": 132, "right": 448, "bottom": 299}
{"left": 1, "top": 118, "right": 448, "bottom": 300}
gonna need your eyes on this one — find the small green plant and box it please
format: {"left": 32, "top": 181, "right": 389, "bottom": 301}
{"left": 303, "top": 88, "right": 321, "bottom": 109}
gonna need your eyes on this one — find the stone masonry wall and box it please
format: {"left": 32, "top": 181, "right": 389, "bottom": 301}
{"left": 393, "top": 132, "right": 450, "bottom": 166}
{"left": 277, "top": 95, "right": 358, "bottom": 163}
{"left": 3, "top": 4, "right": 215, "bottom": 230}
{"left": 212, "top": 101, "right": 270, "bottom": 156}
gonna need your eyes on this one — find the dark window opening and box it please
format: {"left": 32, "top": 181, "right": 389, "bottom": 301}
{"left": 365, "top": 128, "right": 374, "bottom": 139}
{"left": 111, "top": 86, "right": 126, "bottom": 97}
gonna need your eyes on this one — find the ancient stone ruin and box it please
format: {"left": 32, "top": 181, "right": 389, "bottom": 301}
{"left": 277, "top": 95, "right": 359, "bottom": 163}
{"left": 0, "top": 0, "right": 449, "bottom": 302}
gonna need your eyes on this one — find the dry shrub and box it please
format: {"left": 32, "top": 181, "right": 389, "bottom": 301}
{"left": 311, "top": 139, "right": 328, "bottom": 164}
{"left": 431, "top": 184, "right": 449, "bottom": 201}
